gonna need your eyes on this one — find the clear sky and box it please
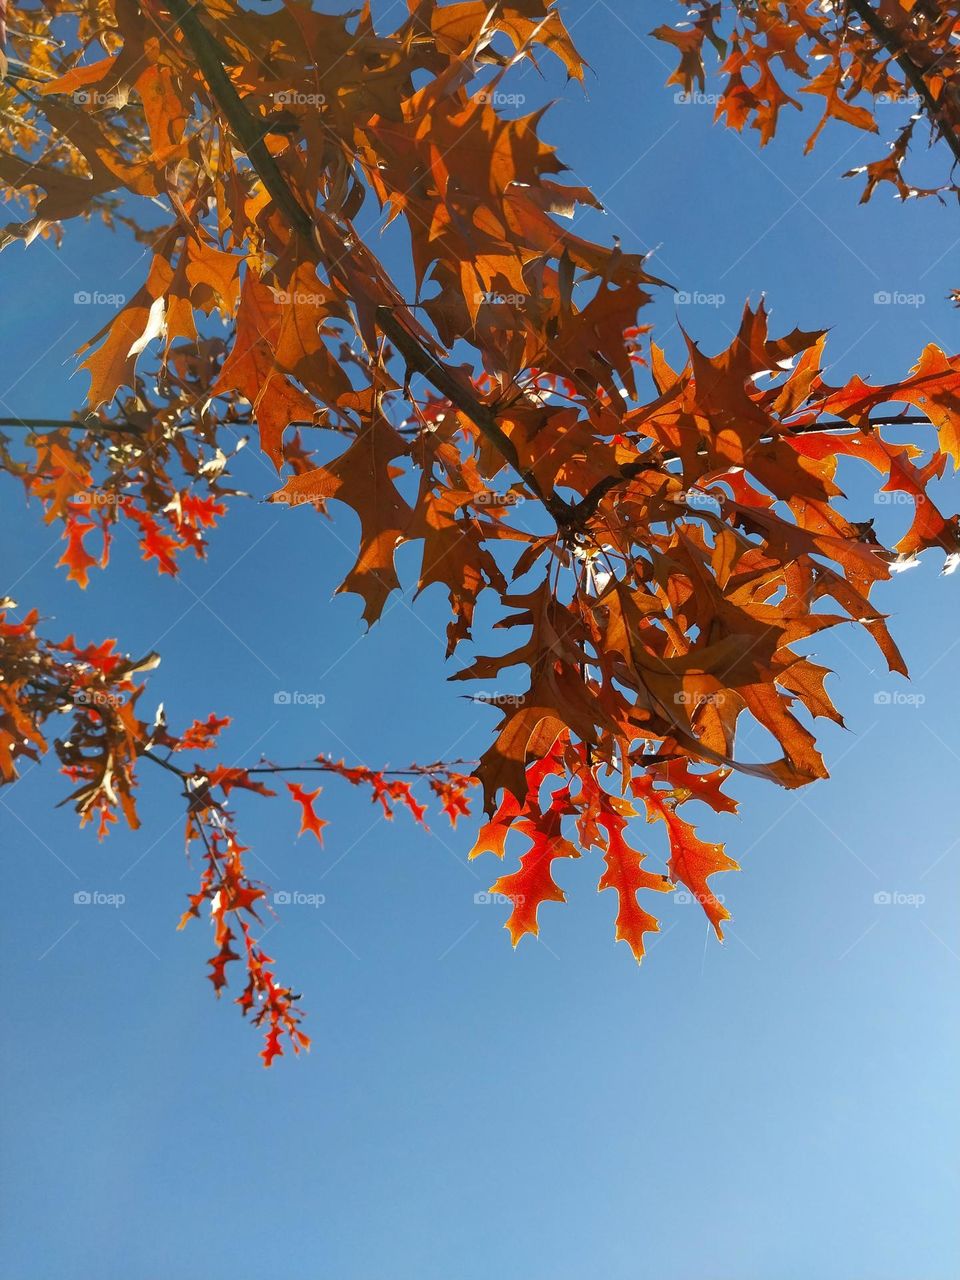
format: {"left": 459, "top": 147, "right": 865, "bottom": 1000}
{"left": 2, "top": 3, "right": 958, "bottom": 1278}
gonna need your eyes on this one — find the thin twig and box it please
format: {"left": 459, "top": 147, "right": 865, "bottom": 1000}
{"left": 0, "top": 417, "right": 127, "bottom": 430}
{"left": 141, "top": 748, "right": 189, "bottom": 778}
{"left": 140, "top": 747, "right": 475, "bottom": 780}
{"left": 244, "top": 761, "right": 475, "bottom": 777}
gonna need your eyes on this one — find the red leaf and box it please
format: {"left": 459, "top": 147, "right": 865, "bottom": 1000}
{"left": 287, "top": 782, "right": 327, "bottom": 843}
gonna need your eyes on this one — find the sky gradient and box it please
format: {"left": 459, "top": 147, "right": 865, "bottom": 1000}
{"left": 1, "top": 2, "right": 958, "bottom": 1277}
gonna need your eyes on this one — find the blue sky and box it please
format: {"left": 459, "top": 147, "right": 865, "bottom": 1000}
{"left": 1, "top": 3, "right": 959, "bottom": 1277}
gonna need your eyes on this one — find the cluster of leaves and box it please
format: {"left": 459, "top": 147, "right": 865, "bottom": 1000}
{"left": 0, "top": 602, "right": 473, "bottom": 1061}
{"left": 471, "top": 734, "right": 738, "bottom": 956}
{"left": 0, "top": 335, "right": 324, "bottom": 583}
{"left": 173, "top": 744, "right": 474, "bottom": 1064}
{"left": 0, "top": 602, "right": 158, "bottom": 822}
{"left": 653, "top": 0, "right": 960, "bottom": 205}
{"left": 0, "top": 0, "right": 958, "bottom": 1062}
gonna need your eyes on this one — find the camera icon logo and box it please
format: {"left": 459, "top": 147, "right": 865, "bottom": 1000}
{"left": 74, "top": 891, "right": 92, "bottom": 905}
{"left": 274, "top": 690, "right": 291, "bottom": 705}
{"left": 273, "top": 890, "right": 291, "bottom": 905}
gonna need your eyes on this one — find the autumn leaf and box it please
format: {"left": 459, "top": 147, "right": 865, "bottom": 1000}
{"left": 286, "top": 782, "right": 328, "bottom": 844}
{"left": 269, "top": 415, "right": 413, "bottom": 625}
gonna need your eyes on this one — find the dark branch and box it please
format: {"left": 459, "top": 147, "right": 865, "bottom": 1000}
{"left": 566, "top": 412, "right": 938, "bottom": 524}
{"left": 162, "top": 0, "right": 569, "bottom": 517}
{"left": 846, "top": 0, "right": 960, "bottom": 168}
{"left": 140, "top": 748, "right": 474, "bottom": 780}
{"left": 0, "top": 417, "right": 139, "bottom": 431}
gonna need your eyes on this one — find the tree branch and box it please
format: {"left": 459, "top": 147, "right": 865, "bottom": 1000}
{"left": 566, "top": 412, "right": 939, "bottom": 524}
{"left": 244, "top": 761, "right": 475, "bottom": 776}
{"left": 165, "top": 0, "right": 318, "bottom": 240}
{"left": 1, "top": 414, "right": 934, "bottom": 434}
{"left": 163, "top": 0, "right": 571, "bottom": 519}
{"left": 0, "top": 417, "right": 136, "bottom": 431}
{"left": 140, "top": 748, "right": 475, "bottom": 780}
{"left": 141, "top": 747, "right": 189, "bottom": 778}
{"left": 373, "top": 305, "right": 571, "bottom": 519}
{"left": 97, "top": 0, "right": 953, "bottom": 538}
